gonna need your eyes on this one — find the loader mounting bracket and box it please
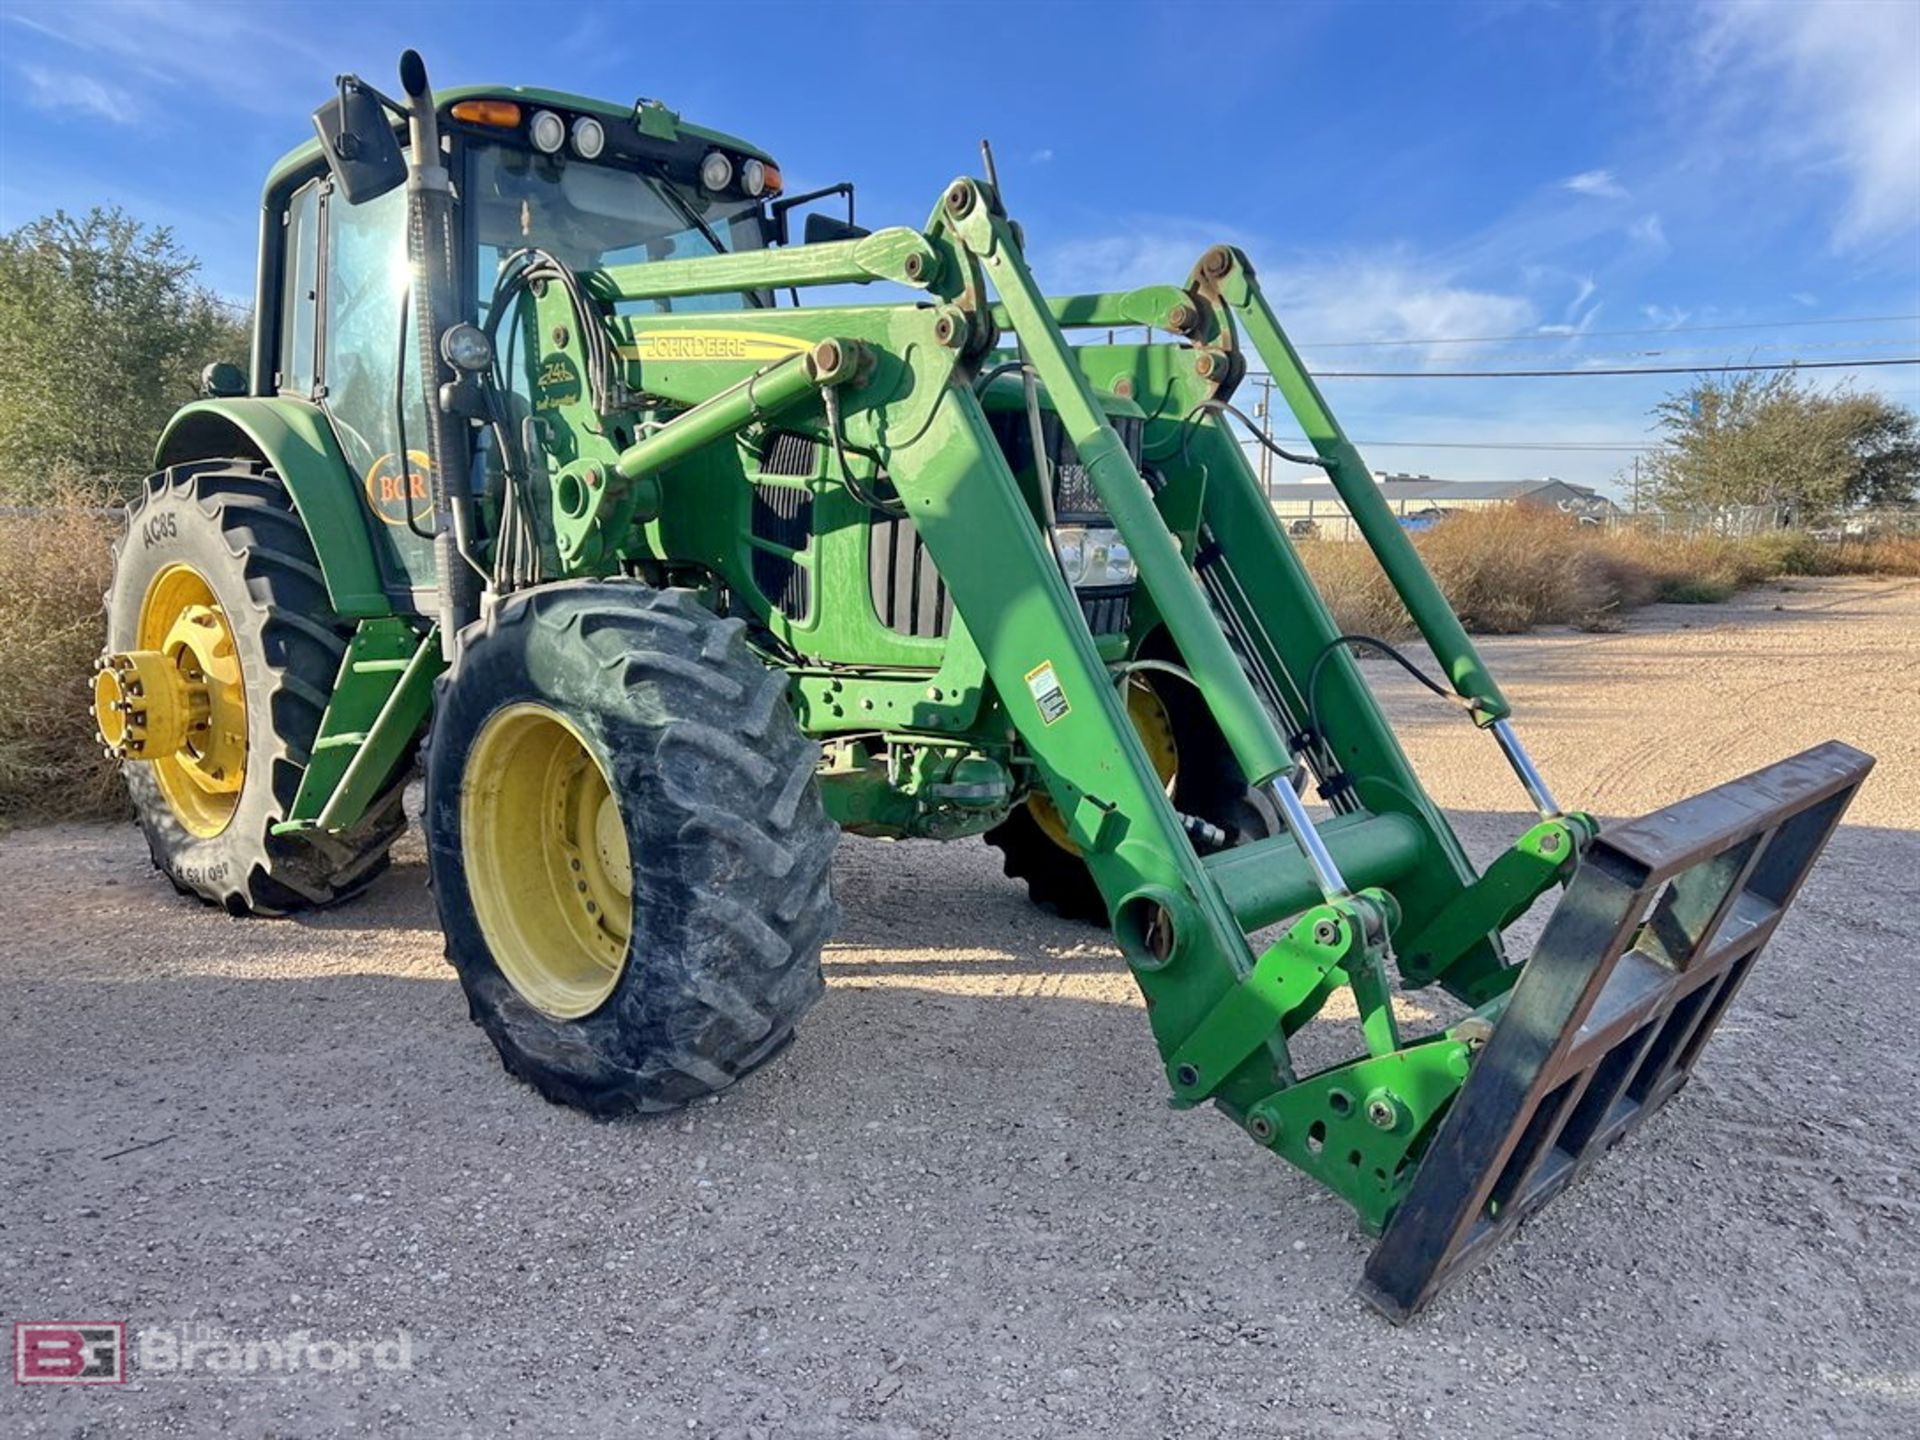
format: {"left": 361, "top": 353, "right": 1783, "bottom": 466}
{"left": 1395, "top": 812, "right": 1597, "bottom": 1002}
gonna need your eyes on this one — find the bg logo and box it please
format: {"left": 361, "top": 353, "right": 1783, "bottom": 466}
{"left": 13, "top": 1322, "right": 126, "bottom": 1384}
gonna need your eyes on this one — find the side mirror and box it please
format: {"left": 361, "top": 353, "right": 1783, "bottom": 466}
{"left": 803, "top": 211, "right": 871, "bottom": 246}
{"left": 200, "top": 362, "right": 247, "bottom": 398}
{"left": 770, "top": 182, "right": 863, "bottom": 246}
{"left": 313, "top": 76, "right": 406, "bottom": 205}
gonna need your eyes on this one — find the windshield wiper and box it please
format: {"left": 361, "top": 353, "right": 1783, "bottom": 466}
{"left": 650, "top": 177, "right": 766, "bottom": 308}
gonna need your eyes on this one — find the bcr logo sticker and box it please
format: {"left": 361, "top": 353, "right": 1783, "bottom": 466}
{"left": 13, "top": 1322, "right": 126, "bottom": 1384}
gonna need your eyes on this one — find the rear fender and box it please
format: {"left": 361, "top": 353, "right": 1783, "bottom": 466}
{"left": 155, "top": 398, "right": 391, "bottom": 619}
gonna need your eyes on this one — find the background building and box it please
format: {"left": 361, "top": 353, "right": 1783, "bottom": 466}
{"left": 1267, "top": 473, "right": 1620, "bottom": 538}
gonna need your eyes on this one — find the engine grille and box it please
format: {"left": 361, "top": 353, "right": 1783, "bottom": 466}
{"left": 985, "top": 408, "right": 1144, "bottom": 521}
{"left": 870, "top": 512, "right": 953, "bottom": 639}
{"left": 870, "top": 513, "right": 1131, "bottom": 642}
{"left": 1077, "top": 585, "right": 1132, "bottom": 636}
{"left": 757, "top": 430, "right": 820, "bottom": 478}
{"left": 750, "top": 481, "right": 812, "bottom": 621}
{"left": 865, "top": 405, "right": 1141, "bottom": 641}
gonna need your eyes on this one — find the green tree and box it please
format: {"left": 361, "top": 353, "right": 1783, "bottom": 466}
{"left": 1645, "top": 371, "right": 1920, "bottom": 520}
{"left": 0, "top": 208, "right": 249, "bottom": 497}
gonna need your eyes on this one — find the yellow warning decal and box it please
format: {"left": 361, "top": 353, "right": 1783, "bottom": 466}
{"left": 620, "top": 331, "right": 812, "bottom": 363}
{"left": 1025, "top": 661, "right": 1071, "bottom": 726}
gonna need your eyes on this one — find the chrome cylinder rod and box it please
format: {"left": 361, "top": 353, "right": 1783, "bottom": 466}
{"left": 1492, "top": 718, "right": 1561, "bottom": 819}
{"left": 1266, "top": 776, "right": 1350, "bottom": 901}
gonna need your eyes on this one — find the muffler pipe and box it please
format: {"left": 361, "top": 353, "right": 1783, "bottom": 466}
{"left": 400, "top": 49, "right": 481, "bottom": 658}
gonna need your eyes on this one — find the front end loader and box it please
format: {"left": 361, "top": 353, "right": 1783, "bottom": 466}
{"left": 90, "top": 53, "right": 1872, "bottom": 1318}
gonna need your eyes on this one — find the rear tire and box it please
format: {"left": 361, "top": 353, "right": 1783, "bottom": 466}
{"left": 424, "top": 581, "right": 840, "bottom": 1114}
{"left": 986, "top": 667, "right": 1277, "bottom": 927}
{"left": 104, "top": 460, "right": 406, "bottom": 915}
{"left": 984, "top": 804, "right": 1110, "bottom": 924}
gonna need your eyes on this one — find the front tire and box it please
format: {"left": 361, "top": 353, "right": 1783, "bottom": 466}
{"left": 424, "top": 581, "right": 840, "bottom": 1114}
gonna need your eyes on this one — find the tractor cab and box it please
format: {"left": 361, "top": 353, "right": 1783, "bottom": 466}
{"left": 251, "top": 83, "right": 791, "bottom": 595}
{"left": 453, "top": 98, "right": 777, "bottom": 310}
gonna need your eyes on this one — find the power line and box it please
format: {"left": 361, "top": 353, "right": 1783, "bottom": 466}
{"left": 1263, "top": 437, "right": 1656, "bottom": 453}
{"left": 1307, "top": 357, "right": 1920, "bottom": 379}
{"left": 1371, "top": 335, "right": 1918, "bottom": 367}
{"left": 1294, "top": 312, "right": 1920, "bottom": 350}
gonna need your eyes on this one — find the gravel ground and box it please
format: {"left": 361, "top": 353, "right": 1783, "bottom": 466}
{"left": 3, "top": 576, "right": 1915, "bottom": 1438}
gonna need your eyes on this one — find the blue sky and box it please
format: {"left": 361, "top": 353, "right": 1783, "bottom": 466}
{"left": 2, "top": 0, "right": 1916, "bottom": 494}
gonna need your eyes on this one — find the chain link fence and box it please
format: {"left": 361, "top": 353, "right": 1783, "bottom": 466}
{"left": 1603, "top": 506, "right": 1920, "bottom": 539}
{"left": 1276, "top": 500, "right": 1920, "bottom": 543}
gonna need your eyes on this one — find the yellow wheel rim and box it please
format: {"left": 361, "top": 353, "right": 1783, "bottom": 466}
{"left": 129, "top": 564, "right": 248, "bottom": 838}
{"left": 1029, "top": 674, "right": 1177, "bottom": 855}
{"left": 460, "top": 703, "right": 633, "bottom": 1020}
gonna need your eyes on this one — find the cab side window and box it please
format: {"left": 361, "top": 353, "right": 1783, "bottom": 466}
{"left": 321, "top": 181, "right": 427, "bottom": 508}
{"left": 278, "top": 182, "right": 320, "bottom": 395}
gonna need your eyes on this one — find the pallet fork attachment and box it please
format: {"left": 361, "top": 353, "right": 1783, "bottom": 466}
{"left": 1362, "top": 741, "right": 1872, "bottom": 1320}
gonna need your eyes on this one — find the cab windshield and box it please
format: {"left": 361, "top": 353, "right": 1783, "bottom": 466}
{"left": 467, "top": 141, "right": 769, "bottom": 314}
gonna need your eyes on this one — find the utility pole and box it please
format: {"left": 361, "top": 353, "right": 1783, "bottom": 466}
{"left": 1630, "top": 456, "right": 1642, "bottom": 515}
{"left": 1257, "top": 376, "right": 1275, "bottom": 501}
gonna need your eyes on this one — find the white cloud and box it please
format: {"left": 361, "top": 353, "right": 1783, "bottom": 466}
{"left": 1562, "top": 169, "right": 1629, "bottom": 200}
{"left": 1037, "top": 220, "right": 1535, "bottom": 363}
{"left": 4, "top": 1, "right": 332, "bottom": 118}
{"left": 1268, "top": 258, "right": 1536, "bottom": 359}
{"left": 1029, "top": 148, "right": 1054, "bottom": 165}
{"left": 1627, "top": 213, "right": 1667, "bottom": 252}
{"left": 1536, "top": 275, "right": 1602, "bottom": 337}
{"left": 1692, "top": 1, "right": 1920, "bottom": 249}
{"left": 1035, "top": 217, "right": 1258, "bottom": 293}
{"left": 1641, "top": 304, "right": 1691, "bottom": 328}
{"left": 14, "top": 62, "right": 136, "bottom": 124}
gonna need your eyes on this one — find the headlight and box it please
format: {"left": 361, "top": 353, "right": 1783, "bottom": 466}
{"left": 529, "top": 109, "right": 566, "bottom": 154}
{"left": 1053, "top": 529, "right": 1088, "bottom": 585}
{"left": 571, "top": 115, "right": 605, "bottom": 160}
{"left": 741, "top": 158, "right": 767, "bottom": 197}
{"left": 1054, "top": 526, "right": 1135, "bottom": 588}
{"left": 440, "top": 322, "right": 494, "bottom": 374}
{"left": 700, "top": 151, "right": 733, "bottom": 191}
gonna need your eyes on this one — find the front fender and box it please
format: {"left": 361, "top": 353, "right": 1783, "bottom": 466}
{"left": 155, "top": 398, "right": 390, "bottom": 618}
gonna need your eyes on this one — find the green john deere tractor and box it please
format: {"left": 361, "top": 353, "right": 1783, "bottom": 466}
{"left": 92, "top": 52, "right": 1871, "bottom": 1318}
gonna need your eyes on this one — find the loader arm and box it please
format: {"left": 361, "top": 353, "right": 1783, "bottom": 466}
{"left": 496, "top": 175, "right": 1868, "bottom": 1314}
{"left": 914, "top": 201, "right": 1872, "bottom": 1313}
